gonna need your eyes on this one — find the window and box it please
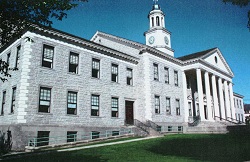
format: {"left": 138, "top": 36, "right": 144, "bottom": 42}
{"left": 188, "top": 102, "right": 192, "bottom": 116}
{"left": 67, "top": 131, "right": 77, "bottom": 142}
{"left": 155, "top": 96, "right": 160, "bottom": 114}
{"left": 168, "top": 126, "right": 172, "bottom": 132}
{"left": 164, "top": 67, "right": 169, "bottom": 84}
{"left": 37, "top": 131, "right": 50, "bottom": 147}
{"left": 6, "top": 53, "right": 10, "bottom": 73}
{"left": 112, "top": 131, "right": 120, "bottom": 136}
{"left": 176, "top": 99, "right": 180, "bottom": 115}
{"left": 126, "top": 68, "right": 133, "bottom": 85}
{"left": 39, "top": 87, "right": 51, "bottom": 113}
{"left": 42, "top": 45, "right": 54, "bottom": 68}
{"left": 111, "top": 97, "right": 119, "bottom": 117}
{"left": 69, "top": 52, "right": 79, "bottom": 74}
{"left": 174, "top": 71, "right": 178, "bottom": 86}
{"left": 166, "top": 97, "right": 171, "bottom": 115}
{"left": 111, "top": 64, "right": 118, "bottom": 82}
{"left": 92, "top": 58, "right": 100, "bottom": 78}
{"left": 156, "top": 16, "right": 160, "bottom": 26}
{"left": 11, "top": 87, "right": 16, "bottom": 114}
{"left": 1, "top": 91, "right": 6, "bottom": 115}
{"left": 15, "top": 45, "right": 21, "bottom": 68}
{"left": 151, "top": 17, "right": 154, "bottom": 27}
{"left": 239, "top": 100, "right": 242, "bottom": 109}
{"left": 237, "top": 99, "right": 239, "bottom": 108}
{"left": 178, "top": 126, "right": 182, "bottom": 132}
{"left": 91, "top": 95, "right": 99, "bottom": 116}
{"left": 153, "top": 63, "right": 159, "bottom": 81}
{"left": 67, "top": 91, "right": 77, "bottom": 115}
{"left": 92, "top": 131, "right": 100, "bottom": 139}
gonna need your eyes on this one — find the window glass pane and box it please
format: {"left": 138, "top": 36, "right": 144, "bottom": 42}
{"left": 111, "top": 97, "right": 118, "bottom": 117}
{"left": 111, "top": 64, "right": 118, "bottom": 74}
{"left": 43, "top": 46, "right": 54, "bottom": 60}
{"left": 153, "top": 64, "right": 158, "bottom": 80}
{"left": 92, "top": 59, "right": 100, "bottom": 69}
{"left": 70, "top": 53, "right": 78, "bottom": 64}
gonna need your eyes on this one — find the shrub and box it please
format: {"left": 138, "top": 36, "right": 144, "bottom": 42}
{"left": 0, "top": 129, "right": 12, "bottom": 155}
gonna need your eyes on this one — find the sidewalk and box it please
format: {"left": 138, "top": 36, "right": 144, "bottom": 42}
{"left": 57, "top": 136, "right": 160, "bottom": 152}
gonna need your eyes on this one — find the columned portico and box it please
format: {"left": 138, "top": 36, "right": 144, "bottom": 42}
{"left": 196, "top": 69, "right": 205, "bottom": 121}
{"left": 182, "top": 71, "right": 189, "bottom": 122}
{"left": 218, "top": 78, "right": 226, "bottom": 119}
{"left": 204, "top": 72, "right": 212, "bottom": 120}
{"left": 212, "top": 75, "right": 219, "bottom": 119}
{"left": 224, "top": 81, "right": 231, "bottom": 120}
{"left": 229, "top": 82, "right": 235, "bottom": 120}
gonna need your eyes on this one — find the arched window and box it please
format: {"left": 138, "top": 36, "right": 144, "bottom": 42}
{"left": 161, "top": 17, "right": 163, "bottom": 27}
{"left": 151, "top": 17, "right": 154, "bottom": 27}
{"left": 156, "top": 16, "right": 160, "bottom": 26}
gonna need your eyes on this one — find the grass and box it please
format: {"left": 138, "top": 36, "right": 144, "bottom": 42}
{"left": 3, "top": 134, "right": 250, "bottom": 162}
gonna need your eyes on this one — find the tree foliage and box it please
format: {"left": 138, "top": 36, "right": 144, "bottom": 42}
{"left": 223, "top": 0, "right": 250, "bottom": 29}
{"left": 0, "top": 0, "right": 87, "bottom": 82}
{"left": 0, "top": 0, "right": 88, "bottom": 47}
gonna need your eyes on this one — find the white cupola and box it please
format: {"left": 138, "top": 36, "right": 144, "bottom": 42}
{"left": 144, "top": 0, "right": 174, "bottom": 57}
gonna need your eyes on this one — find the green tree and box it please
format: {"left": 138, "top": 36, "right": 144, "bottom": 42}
{"left": 0, "top": 0, "right": 87, "bottom": 82}
{"left": 223, "top": 0, "right": 250, "bottom": 29}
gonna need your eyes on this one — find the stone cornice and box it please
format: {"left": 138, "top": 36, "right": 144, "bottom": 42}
{"left": 24, "top": 25, "right": 139, "bottom": 64}
{"left": 139, "top": 47, "right": 182, "bottom": 65}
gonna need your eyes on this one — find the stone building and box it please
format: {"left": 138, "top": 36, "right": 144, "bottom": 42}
{"left": 0, "top": 2, "right": 245, "bottom": 150}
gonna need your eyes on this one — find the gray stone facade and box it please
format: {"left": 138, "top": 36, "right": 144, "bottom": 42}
{"left": 0, "top": 3, "right": 244, "bottom": 151}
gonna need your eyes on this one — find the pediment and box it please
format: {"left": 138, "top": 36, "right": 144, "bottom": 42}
{"left": 202, "top": 48, "right": 234, "bottom": 76}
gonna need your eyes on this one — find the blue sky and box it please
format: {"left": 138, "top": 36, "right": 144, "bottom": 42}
{"left": 52, "top": 0, "right": 250, "bottom": 103}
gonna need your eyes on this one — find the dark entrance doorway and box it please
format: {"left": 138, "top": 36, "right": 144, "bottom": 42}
{"left": 125, "top": 101, "right": 134, "bottom": 125}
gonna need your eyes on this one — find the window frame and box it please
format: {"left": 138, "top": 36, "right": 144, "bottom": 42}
{"left": 111, "top": 63, "right": 118, "bottom": 82}
{"left": 11, "top": 87, "right": 16, "bottom": 114}
{"left": 68, "top": 52, "right": 79, "bottom": 74}
{"left": 38, "top": 87, "right": 51, "bottom": 113}
{"left": 153, "top": 63, "right": 159, "bottom": 81}
{"left": 1, "top": 91, "right": 6, "bottom": 115}
{"left": 174, "top": 70, "right": 179, "bottom": 86}
{"left": 155, "top": 95, "right": 160, "bottom": 114}
{"left": 37, "top": 131, "right": 50, "bottom": 147}
{"left": 166, "top": 97, "right": 171, "bottom": 115}
{"left": 92, "top": 58, "right": 100, "bottom": 78}
{"left": 126, "top": 68, "right": 133, "bottom": 85}
{"left": 91, "top": 94, "right": 100, "bottom": 116}
{"left": 42, "top": 45, "right": 54, "bottom": 69}
{"left": 15, "top": 45, "right": 21, "bottom": 68}
{"left": 176, "top": 99, "right": 180, "bottom": 116}
{"left": 67, "top": 91, "right": 77, "bottom": 115}
{"left": 164, "top": 67, "right": 169, "bottom": 84}
{"left": 111, "top": 97, "right": 119, "bottom": 118}
{"left": 67, "top": 131, "right": 77, "bottom": 142}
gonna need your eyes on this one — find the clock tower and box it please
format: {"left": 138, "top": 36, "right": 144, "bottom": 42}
{"left": 144, "top": 0, "right": 174, "bottom": 57}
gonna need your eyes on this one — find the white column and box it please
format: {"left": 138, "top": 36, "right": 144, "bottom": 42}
{"left": 218, "top": 78, "right": 225, "bottom": 119}
{"left": 224, "top": 81, "right": 231, "bottom": 120}
{"left": 204, "top": 72, "right": 212, "bottom": 120}
{"left": 196, "top": 69, "right": 205, "bottom": 121}
{"left": 182, "top": 71, "right": 189, "bottom": 122}
{"left": 212, "top": 75, "right": 219, "bottom": 120}
{"left": 229, "top": 82, "right": 235, "bottom": 120}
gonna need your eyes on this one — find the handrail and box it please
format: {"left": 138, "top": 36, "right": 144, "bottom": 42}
{"left": 214, "top": 116, "right": 241, "bottom": 124}
{"left": 134, "top": 119, "right": 149, "bottom": 134}
{"left": 28, "top": 128, "right": 133, "bottom": 147}
{"left": 146, "top": 120, "right": 161, "bottom": 132}
{"left": 188, "top": 116, "right": 201, "bottom": 126}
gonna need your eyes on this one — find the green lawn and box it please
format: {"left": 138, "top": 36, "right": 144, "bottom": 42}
{"left": 3, "top": 134, "right": 250, "bottom": 162}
